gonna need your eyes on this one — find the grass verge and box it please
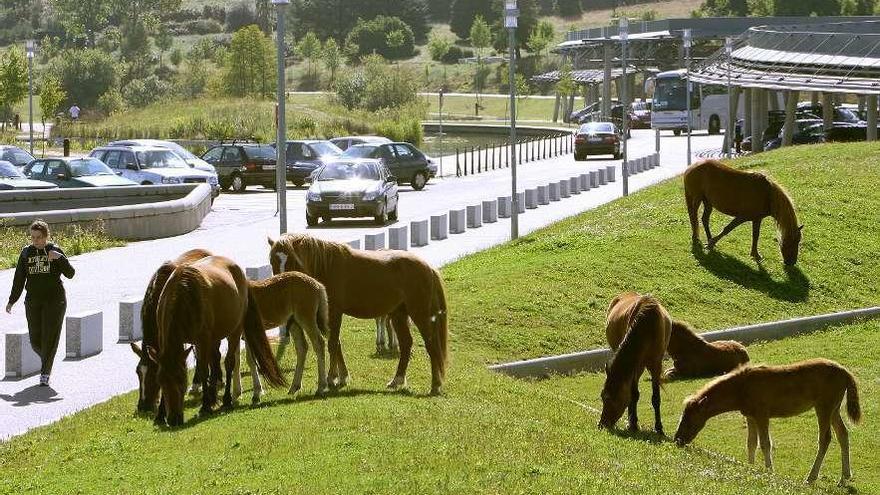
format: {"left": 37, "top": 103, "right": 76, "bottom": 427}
{"left": 0, "top": 221, "right": 125, "bottom": 269}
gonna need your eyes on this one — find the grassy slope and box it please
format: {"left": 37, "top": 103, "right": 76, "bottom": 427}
{"left": 1, "top": 142, "right": 878, "bottom": 494}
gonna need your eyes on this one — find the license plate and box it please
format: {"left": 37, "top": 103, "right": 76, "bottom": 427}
{"left": 330, "top": 203, "right": 355, "bottom": 210}
{"left": 263, "top": 165, "right": 276, "bottom": 170}
{"left": 588, "top": 137, "right": 602, "bottom": 143}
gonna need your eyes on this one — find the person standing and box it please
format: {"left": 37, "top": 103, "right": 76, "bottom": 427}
{"left": 68, "top": 104, "right": 80, "bottom": 122}
{"left": 6, "top": 221, "right": 75, "bottom": 386}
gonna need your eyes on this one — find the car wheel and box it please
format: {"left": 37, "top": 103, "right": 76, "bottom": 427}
{"left": 574, "top": 153, "right": 584, "bottom": 161}
{"left": 141, "top": 181, "right": 152, "bottom": 185}
{"left": 220, "top": 182, "right": 230, "bottom": 192}
{"left": 231, "top": 174, "right": 246, "bottom": 193}
{"left": 673, "top": 129, "right": 682, "bottom": 136}
{"left": 306, "top": 213, "right": 318, "bottom": 227}
{"left": 388, "top": 201, "right": 399, "bottom": 221}
{"left": 613, "top": 152, "right": 622, "bottom": 160}
{"left": 708, "top": 116, "right": 721, "bottom": 135}
{"left": 411, "top": 172, "right": 428, "bottom": 191}
{"left": 292, "top": 179, "right": 304, "bottom": 188}
{"left": 374, "top": 202, "right": 388, "bottom": 225}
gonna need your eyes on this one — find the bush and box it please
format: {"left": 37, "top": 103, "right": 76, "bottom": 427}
{"left": 226, "top": 2, "right": 257, "bottom": 33}
{"left": 334, "top": 54, "right": 419, "bottom": 112}
{"left": 345, "top": 16, "right": 415, "bottom": 60}
{"left": 441, "top": 45, "right": 474, "bottom": 64}
{"left": 178, "top": 19, "right": 224, "bottom": 35}
{"left": 122, "top": 75, "right": 172, "bottom": 108}
{"left": 96, "top": 89, "right": 125, "bottom": 116}
{"left": 49, "top": 48, "right": 117, "bottom": 109}
{"left": 334, "top": 72, "right": 367, "bottom": 109}
{"left": 428, "top": 35, "right": 453, "bottom": 62}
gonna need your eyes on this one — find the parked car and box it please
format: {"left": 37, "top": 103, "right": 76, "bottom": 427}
{"left": 329, "top": 136, "right": 392, "bottom": 152}
{"left": 0, "top": 145, "right": 35, "bottom": 169}
{"left": 763, "top": 119, "right": 826, "bottom": 151}
{"left": 574, "top": 122, "right": 622, "bottom": 160}
{"left": 305, "top": 159, "right": 399, "bottom": 226}
{"left": 340, "top": 142, "right": 435, "bottom": 190}
{"left": 89, "top": 145, "right": 219, "bottom": 196}
{"left": 0, "top": 160, "right": 57, "bottom": 190}
{"left": 107, "top": 139, "right": 220, "bottom": 196}
{"left": 569, "top": 102, "right": 600, "bottom": 124}
{"left": 273, "top": 140, "right": 343, "bottom": 187}
{"left": 630, "top": 100, "right": 652, "bottom": 129}
{"left": 24, "top": 157, "right": 138, "bottom": 188}
{"left": 200, "top": 143, "right": 279, "bottom": 193}
{"left": 796, "top": 102, "right": 862, "bottom": 124}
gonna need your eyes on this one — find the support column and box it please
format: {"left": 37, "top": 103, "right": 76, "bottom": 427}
{"left": 811, "top": 91, "right": 819, "bottom": 106}
{"left": 822, "top": 92, "right": 834, "bottom": 131}
{"left": 768, "top": 90, "right": 780, "bottom": 111}
{"left": 568, "top": 92, "right": 576, "bottom": 118}
{"left": 782, "top": 90, "right": 799, "bottom": 147}
{"left": 724, "top": 86, "right": 741, "bottom": 155}
{"left": 744, "top": 88, "right": 753, "bottom": 137}
{"left": 553, "top": 90, "right": 562, "bottom": 123}
{"left": 750, "top": 87, "right": 763, "bottom": 153}
{"left": 867, "top": 94, "right": 878, "bottom": 141}
{"left": 603, "top": 43, "right": 612, "bottom": 119}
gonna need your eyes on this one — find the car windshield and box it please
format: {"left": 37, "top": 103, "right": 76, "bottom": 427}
{"left": 797, "top": 120, "right": 823, "bottom": 132}
{"left": 317, "top": 162, "right": 379, "bottom": 181}
{"left": 70, "top": 159, "right": 114, "bottom": 177}
{"left": 160, "top": 142, "right": 199, "bottom": 160}
{"left": 342, "top": 145, "right": 378, "bottom": 159}
{"left": 836, "top": 107, "right": 860, "bottom": 123}
{"left": 653, "top": 77, "right": 687, "bottom": 111}
{"left": 244, "top": 146, "right": 277, "bottom": 160}
{"left": 310, "top": 142, "right": 342, "bottom": 156}
{"left": 0, "top": 161, "right": 23, "bottom": 178}
{"left": 580, "top": 123, "right": 614, "bottom": 134}
{"left": 136, "top": 150, "right": 189, "bottom": 169}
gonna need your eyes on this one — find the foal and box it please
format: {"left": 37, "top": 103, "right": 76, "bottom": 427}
{"left": 674, "top": 358, "right": 861, "bottom": 485}
{"left": 664, "top": 319, "right": 750, "bottom": 380}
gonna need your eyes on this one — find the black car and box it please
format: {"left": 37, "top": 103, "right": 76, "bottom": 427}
{"left": 24, "top": 157, "right": 138, "bottom": 188}
{"left": 201, "top": 143, "right": 278, "bottom": 192}
{"left": 763, "top": 119, "right": 826, "bottom": 151}
{"left": 340, "top": 142, "right": 435, "bottom": 191}
{"left": 274, "top": 140, "right": 342, "bottom": 188}
{"left": 0, "top": 145, "right": 35, "bottom": 168}
{"left": 574, "top": 122, "right": 622, "bottom": 160}
{"left": 0, "top": 161, "right": 58, "bottom": 190}
{"left": 329, "top": 136, "right": 391, "bottom": 152}
{"left": 796, "top": 102, "right": 862, "bottom": 125}
{"left": 305, "top": 159, "right": 399, "bottom": 226}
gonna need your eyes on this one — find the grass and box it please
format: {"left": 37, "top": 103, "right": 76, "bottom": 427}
{"left": 425, "top": 93, "right": 561, "bottom": 123}
{"left": 1, "top": 142, "right": 879, "bottom": 493}
{"left": 0, "top": 221, "right": 125, "bottom": 269}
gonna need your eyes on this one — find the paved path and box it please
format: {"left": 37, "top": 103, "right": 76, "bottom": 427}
{"left": 0, "top": 130, "right": 723, "bottom": 440}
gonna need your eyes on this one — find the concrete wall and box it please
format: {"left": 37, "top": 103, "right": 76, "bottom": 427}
{"left": 0, "top": 184, "right": 212, "bottom": 241}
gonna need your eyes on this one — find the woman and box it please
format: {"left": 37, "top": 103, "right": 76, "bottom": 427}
{"left": 5, "top": 220, "right": 75, "bottom": 386}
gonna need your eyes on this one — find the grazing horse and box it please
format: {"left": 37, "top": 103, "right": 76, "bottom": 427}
{"left": 683, "top": 159, "right": 803, "bottom": 265}
{"left": 130, "top": 249, "right": 212, "bottom": 414}
{"left": 664, "top": 319, "right": 750, "bottom": 380}
{"left": 674, "top": 359, "right": 861, "bottom": 485}
{"left": 148, "top": 256, "right": 286, "bottom": 426}
{"left": 375, "top": 314, "right": 399, "bottom": 354}
{"left": 600, "top": 292, "right": 672, "bottom": 434}
{"left": 249, "top": 271, "right": 330, "bottom": 397}
{"left": 268, "top": 234, "right": 449, "bottom": 395}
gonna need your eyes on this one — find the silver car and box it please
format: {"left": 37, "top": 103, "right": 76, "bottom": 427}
{"left": 89, "top": 145, "right": 219, "bottom": 197}
{"left": 107, "top": 139, "right": 220, "bottom": 196}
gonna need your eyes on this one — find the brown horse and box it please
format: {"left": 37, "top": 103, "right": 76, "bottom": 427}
{"left": 674, "top": 358, "right": 861, "bottom": 485}
{"left": 600, "top": 292, "right": 672, "bottom": 434}
{"left": 664, "top": 319, "right": 750, "bottom": 380}
{"left": 130, "top": 248, "right": 212, "bottom": 414}
{"left": 148, "top": 255, "right": 286, "bottom": 426}
{"left": 267, "top": 234, "right": 449, "bottom": 395}
{"left": 249, "top": 271, "right": 330, "bottom": 398}
{"left": 683, "top": 159, "right": 803, "bottom": 265}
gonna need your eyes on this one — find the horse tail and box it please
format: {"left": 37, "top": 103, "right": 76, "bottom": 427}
{"left": 844, "top": 368, "right": 861, "bottom": 424}
{"left": 243, "top": 290, "right": 286, "bottom": 388}
{"left": 142, "top": 261, "right": 178, "bottom": 348}
{"left": 429, "top": 267, "right": 449, "bottom": 380}
{"left": 157, "top": 266, "right": 203, "bottom": 351}
{"left": 315, "top": 283, "right": 330, "bottom": 338}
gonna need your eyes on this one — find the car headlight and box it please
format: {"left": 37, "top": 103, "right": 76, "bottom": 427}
{"left": 162, "top": 177, "right": 182, "bottom": 184}
{"left": 306, "top": 191, "right": 322, "bottom": 202}
{"left": 362, "top": 190, "right": 379, "bottom": 201}
{"left": 208, "top": 176, "right": 218, "bottom": 185}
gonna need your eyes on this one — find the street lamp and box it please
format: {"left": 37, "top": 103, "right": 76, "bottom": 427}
{"left": 272, "top": 0, "right": 290, "bottom": 235}
{"left": 725, "top": 36, "right": 733, "bottom": 159}
{"left": 505, "top": 0, "right": 519, "bottom": 240}
{"left": 683, "top": 28, "right": 692, "bottom": 166}
{"left": 619, "top": 17, "right": 629, "bottom": 197}
{"left": 26, "top": 40, "right": 34, "bottom": 156}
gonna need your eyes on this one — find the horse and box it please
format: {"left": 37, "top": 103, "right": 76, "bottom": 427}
{"left": 600, "top": 292, "right": 672, "bottom": 434}
{"left": 664, "top": 319, "right": 750, "bottom": 380}
{"left": 130, "top": 248, "right": 212, "bottom": 414}
{"left": 249, "top": 271, "right": 330, "bottom": 398}
{"left": 674, "top": 358, "right": 861, "bottom": 485}
{"left": 683, "top": 159, "right": 803, "bottom": 265}
{"left": 375, "top": 314, "right": 399, "bottom": 354}
{"left": 267, "top": 234, "right": 449, "bottom": 395}
{"left": 147, "top": 255, "right": 286, "bottom": 426}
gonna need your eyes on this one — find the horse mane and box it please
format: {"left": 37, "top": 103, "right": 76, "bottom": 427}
{"left": 768, "top": 180, "right": 799, "bottom": 239}
{"left": 608, "top": 295, "right": 663, "bottom": 379}
{"left": 142, "top": 261, "right": 178, "bottom": 348}
{"left": 668, "top": 319, "right": 705, "bottom": 355}
{"left": 685, "top": 363, "right": 753, "bottom": 405}
{"left": 275, "top": 234, "right": 350, "bottom": 279}
{"left": 157, "top": 265, "right": 206, "bottom": 358}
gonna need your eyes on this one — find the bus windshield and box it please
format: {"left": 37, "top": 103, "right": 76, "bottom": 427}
{"left": 653, "top": 76, "right": 687, "bottom": 112}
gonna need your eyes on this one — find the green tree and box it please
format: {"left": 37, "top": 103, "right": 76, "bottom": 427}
{"left": 747, "top": 0, "right": 774, "bottom": 15}
{"left": 489, "top": 0, "right": 538, "bottom": 55}
{"left": 527, "top": 20, "right": 556, "bottom": 58}
{"left": 255, "top": 0, "right": 271, "bottom": 34}
{"left": 450, "top": 0, "right": 495, "bottom": 40}
{"left": 49, "top": 48, "right": 117, "bottom": 109}
{"left": 170, "top": 47, "right": 183, "bottom": 67}
{"left": 556, "top": 0, "right": 582, "bottom": 17}
{"left": 322, "top": 38, "right": 343, "bottom": 85}
{"left": 224, "top": 25, "right": 276, "bottom": 98}
{"left": 346, "top": 16, "right": 415, "bottom": 60}
{"left": 51, "top": 0, "right": 112, "bottom": 47}
{"left": 470, "top": 16, "right": 492, "bottom": 61}
{"left": 427, "top": 34, "right": 453, "bottom": 62}
{"left": 38, "top": 75, "right": 66, "bottom": 126}
{"left": 0, "top": 48, "right": 28, "bottom": 129}
{"left": 155, "top": 27, "right": 174, "bottom": 67}
{"left": 296, "top": 31, "right": 322, "bottom": 79}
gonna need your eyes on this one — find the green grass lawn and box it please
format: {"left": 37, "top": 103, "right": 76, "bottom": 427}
{"left": 1, "top": 142, "right": 878, "bottom": 494}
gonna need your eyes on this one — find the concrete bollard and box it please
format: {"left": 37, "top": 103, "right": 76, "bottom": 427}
{"left": 449, "top": 209, "right": 466, "bottom": 234}
{"left": 431, "top": 214, "right": 449, "bottom": 240}
{"left": 5, "top": 333, "right": 40, "bottom": 378}
{"left": 410, "top": 220, "right": 429, "bottom": 247}
{"left": 537, "top": 185, "right": 550, "bottom": 205}
{"left": 589, "top": 171, "right": 599, "bottom": 188}
{"left": 549, "top": 182, "right": 561, "bottom": 201}
{"left": 605, "top": 165, "right": 616, "bottom": 182}
{"left": 569, "top": 177, "right": 581, "bottom": 194}
{"left": 559, "top": 180, "right": 571, "bottom": 198}
{"left": 525, "top": 189, "right": 539, "bottom": 209}
{"left": 467, "top": 204, "right": 483, "bottom": 228}
{"left": 579, "top": 173, "right": 591, "bottom": 192}
{"left": 246, "top": 265, "right": 272, "bottom": 281}
{"left": 515, "top": 192, "right": 526, "bottom": 213}
{"left": 346, "top": 239, "right": 361, "bottom": 250}
{"left": 598, "top": 168, "right": 608, "bottom": 185}
{"left": 388, "top": 226, "right": 408, "bottom": 250}
{"left": 365, "top": 232, "right": 386, "bottom": 250}
{"left": 66, "top": 311, "right": 103, "bottom": 359}
{"left": 654, "top": 153, "right": 661, "bottom": 167}
{"left": 118, "top": 298, "right": 143, "bottom": 342}
{"left": 498, "top": 197, "right": 512, "bottom": 218}
{"left": 482, "top": 200, "right": 498, "bottom": 223}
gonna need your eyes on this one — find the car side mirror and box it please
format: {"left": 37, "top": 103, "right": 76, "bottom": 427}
{"left": 387, "top": 175, "right": 397, "bottom": 183}
{"left": 126, "top": 164, "right": 138, "bottom": 171}
{"left": 115, "top": 171, "right": 123, "bottom": 176}
{"left": 56, "top": 174, "right": 68, "bottom": 180}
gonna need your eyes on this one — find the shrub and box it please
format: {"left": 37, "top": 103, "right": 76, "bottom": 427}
{"left": 121, "top": 75, "right": 172, "bottom": 108}
{"left": 441, "top": 45, "right": 474, "bottom": 64}
{"left": 49, "top": 48, "right": 117, "bottom": 109}
{"left": 345, "top": 16, "right": 415, "bottom": 60}
{"left": 226, "top": 2, "right": 257, "bottom": 33}
{"left": 96, "top": 89, "right": 125, "bottom": 116}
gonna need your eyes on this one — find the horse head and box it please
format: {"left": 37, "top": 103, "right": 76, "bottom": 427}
{"left": 149, "top": 345, "right": 192, "bottom": 427}
{"left": 780, "top": 224, "right": 803, "bottom": 266}
{"left": 674, "top": 395, "right": 709, "bottom": 446}
{"left": 268, "top": 235, "right": 308, "bottom": 275}
{"left": 598, "top": 372, "right": 631, "bottom": 430}
{"left": 130, "top": 342, "right": 160, "bottom": 413}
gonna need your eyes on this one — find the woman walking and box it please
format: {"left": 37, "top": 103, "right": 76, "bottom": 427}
{"left": 5, "top": 221, "right": 75, "bottom": 386}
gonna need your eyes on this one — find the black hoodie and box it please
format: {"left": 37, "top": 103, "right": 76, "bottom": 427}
{"left": 7, "top": 243, "right": 75, "bottom": 304}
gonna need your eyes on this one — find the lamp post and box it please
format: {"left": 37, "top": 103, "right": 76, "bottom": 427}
{"left": 272, "top": 0, "right": 289, "bottom": 235}
{"left": 26, "top": 40, "right": 34, "bottom": 156}
{"left": 619, "top": 17, "right": 629, "bottom": 197}
{"left": 683, "top": 28, "right": 692, "bottom": 166}
{"left": 506, "top": 0, "right": 519, "bottom": 240}
{"left": 725, "top": 36, "right": 733, "bottom": 160}
{"left": 439, "top": 89, "right": 444, "bottom": 178}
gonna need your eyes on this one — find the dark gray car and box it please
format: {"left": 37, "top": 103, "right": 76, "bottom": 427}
{"left": 340, "top": 142, "right": 435, "bottom": 191}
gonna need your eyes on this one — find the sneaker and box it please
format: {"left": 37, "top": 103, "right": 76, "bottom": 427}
{"left": 39, "top": 374, "right": 49, "bottom": 386}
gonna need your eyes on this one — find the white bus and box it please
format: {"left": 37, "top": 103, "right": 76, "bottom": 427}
{"left": 651, "top": 69, "right": 746, "bottom": 135}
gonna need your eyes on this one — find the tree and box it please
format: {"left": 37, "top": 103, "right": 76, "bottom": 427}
{"left": 427, "top": 34, "right": 453, "bottom": 62}
{"left": 450, "top": 0, "right": 495, "bottom": 40}
{"left": 224, "top": 25, "right": 276, "bottom": 98}
{"left": 322, "top": 38, "right": 343, "bottom": 84}
{"left": 296, "top": 31, "right": 322, "bottom": 79}
{"left": 39, "top": 75, "right": 66, "bottom": 125}
{"left": 428, "top": 0, "right": 453, "bottom": 21}
{"left": 51, "top": 0, "right": 112, "bottom": 47}
{"left": 469, "top": 16, "right": 492, "bottom": 114}
{"left": 170, "top": 47, "right": 183, "bottom": 67}
{"left": 747, "top": 0, "right": 774, "bottom": 15}
{"left": 556, "top": 0, "right": 582, "bottom": 17}
{"left": 49, "top": 48, "right": 117, "bottom": 109}
{"left": 155, "top": 27, "right": 174, "bottom": 68}
{"left": 0, "top": 48, "right": 28, "bottom": 129}
{"left": 527, "top": 20, "right": 555, "bottom": 58}
{"left": 255, "top": 0, "right": 271, "bottom": 34}
{"left": 489, "top": 0, "right": 538, "bottom": 55}
{"left": 346, "top": 16, "right": 415, "bottom": 60}
{"left": 291, "top": 0, "right": 429, "bottom": 44}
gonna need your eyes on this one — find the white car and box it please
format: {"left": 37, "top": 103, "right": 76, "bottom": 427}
{"left": 89, "top": 145, "right": 220, "bottom": 197}
{"left": 107, "top": 139, "right": 220, "bottom": 196}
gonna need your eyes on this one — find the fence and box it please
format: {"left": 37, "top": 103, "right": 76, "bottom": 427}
{"left": 454, "top": 131, "right": 574, "bottom": 177}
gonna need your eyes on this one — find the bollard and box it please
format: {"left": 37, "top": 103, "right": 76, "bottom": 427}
{"left": 346, "top": 239, "right": 361, "bottom": 250}
{"left": 589, "top": 170, "right": 599, "bottom": 188}
{"left": 63, "top": 138, "right": 70, "bottom": 157}
{"left": 515, "top": 192, "right": 526, "bottom": 213}
{"left": 467, "top": 204, "right": 483, "bottom": 228}
{"left": 388, "top": 226, "right": 409, "bottom": 250}
{"left": 579, "top": 173, "right": 591, "bottom": 191}
{"left": 559, "top": 180, "right": 570, "bottom": 198}
{"left": 66, "top": 311, "right": 103, "bottom": 358}
{"left": 119, "top": 298, "right": 143, "bottom": 342}
{"left": 498, "top": 196, "right": 512, "bottom": 218}
{"left": 365, "top": 232, "right": 386, "bottom": 250}
{"left": 431, "top": 214, "right": 449, "bottom": 240}
{"left": 471, "top": 147, "right": 475, "bottom": 175}
{"left": 654, "top": 153, "right": 661, "bottom": 167}
{"left": 246, "top": 265, "right": 272, "bottom": 281}
{"left": 411, "top": 220, "right": 429, "bottom": 247}
{"left": 5, "top": 333, "right": 41, "bottom": 378}
{"left": 549, "top": 182, "right": 561, "bottom": 201}
{"left": 525, "top": 189, "right": 539, "bottom": 209}
{"left": 569, "top": 177, "right": 581, "bottom": 194}
{"left": 537, "top": 185, "right": 550, "bottom": 205}
{"left": 456, "top": 149, "right": 461, "bottom": 177}
{"left": 449, "top": 209, "right": 466, "bottom": 234}
{"left": 605, "top": 165, "right": 616, "bottom": 182}
{"left": 598, "top": 168, "right": 607, "bottom": 185}
{"left": 482, "top": 200, "right": 498, "bottom": 223}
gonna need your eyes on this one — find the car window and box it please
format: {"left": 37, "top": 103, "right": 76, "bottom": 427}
{"left": 301, "top": 144, "right": 314, "bottom": 159}
{"left": 317, "top": 162, "right": 379, "bottom": 181}
{"left": 203, "top": 147, "right": 224, "bottom": 162}
{"left": 28, "top": 161, "right": 46, "bottom": 177}
{"left": 286, "top": 143, "right": 301, "bottom": 159}
{"left": 102, "top": 151, "right": 121, "bottom": 168}
{"left": 244, "top": 146, "right": 277, "bottom": 160}
{"left": 122, "top": 151, "right": 137, "bottom": 168}
{"left": 9, "top": 150, "right": 34, "bottom": 165}
{"left": 310, "top": 142, "right": 341, "bottom": 156}
{"left": 580, "top": 122, "right": 614, "bottom": 133}
{"left": 46, "top": 161, "right": 66, "bottom": 177}
{"left": 70, "top": 159, "right": 113, "bottom": 177}
{"left": 0, "top": 161, "right": 23, "bottom": 178}
{"left": 223, "top": 147, "right": 243, "bottom": 162}
{"left": 341, "top": 145, "right": 377, "bottom": 159}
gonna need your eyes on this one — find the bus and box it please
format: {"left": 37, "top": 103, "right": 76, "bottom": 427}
{"left": 651, "top": 69, "right": 745, "bottom": 135}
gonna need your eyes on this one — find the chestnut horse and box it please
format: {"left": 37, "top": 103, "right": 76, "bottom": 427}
{"left": 664, "top": 319, "right": 750, "bottom": 380}
{"left": 130, "top": 248, "right": 212, "bottom": 414}
{"left": 674, "top": 358, "right": 861, "bottom": 485}
{"left": 683, "top": 159, "right": 803, "bottom": 265}
{"left": 600, "top": 292, "right": 672, "bottom": 434}
{"left": 249, "top": 271, "right": 330, "bottom": 397}
{"left": 148, "top": 255, "right": 285, "bottom": 426}
{"left": 268, "top": 234, "right": 448, "bottom": 395}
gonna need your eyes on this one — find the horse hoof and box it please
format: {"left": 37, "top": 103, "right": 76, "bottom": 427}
{"left": 430, "top": 386, "right": 443, "bottom": 396}
{"left": 386, "top": 377, "right": 407, "bottom": 390}
{"left": 288, "top": 385, "right": 301, "bottom": 396}
{"left": 627, "top": 423, "right": 639, "bottom": 432}
{"left": 199, "top": 407, "right": 213, "bottom": 417}
{"left": 251, "top": 395, "right": 260, "bottom": 406}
